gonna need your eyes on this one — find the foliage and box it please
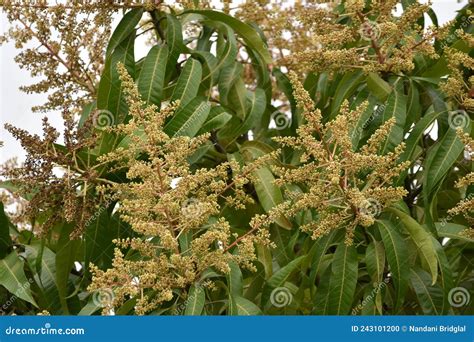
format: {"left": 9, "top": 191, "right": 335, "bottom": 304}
{"left": 0, "top": 0, "right": 472, "bottom": 316}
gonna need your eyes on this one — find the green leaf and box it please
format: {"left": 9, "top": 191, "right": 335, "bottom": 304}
{"left": 410, "top": 268, "right": 444, "bottom": 315}
{"left": 218, "top": 63, "right": 243, "bottom": 106}
{"left": 313, "top": 267, "right": 332, "bottom": 314}
{"left": 77, "top": 298, "right": 101, "bottom": 316}
{"left": 171, "top": 58, "right": 202, "bottom": 108}
{"left": 165, "top": 14, "right": 184, "bottom": 75}
{"left": 253, "top": 167, "right": 292, "bottom": 230}
{"left": 0, "top": 202, "right": 13, "bottom": 259}
{"left": 396, "top": 109, "right": 445, "bottom": 184}
{"left": 190, "top": 51, "right": 219, "bottom": 92}
{"left": 229, "top": 295, "right": 262, "bottom": 315}
{"left": 164, "top": 97, "right": 211, "bottom": 137}
{"left": 137, "top": 45, "right": 168, "bottom": 106}
{"left": 435, "top": 222, "right": 474, "bottom": 242}
{"left": 380, "top": 89, "right": 407, "bottom": 154}
{"left": 228, "top": 78, "right": 248, "bottom": 120}
{"left": 388, "top": 208, "right": 438, "bottom": 285}
{"left": 431, "top": 237, "right": 454, "bottom": 314}
{"left": 97, "top": 30, "right": 136, "bottom": 126}
{"left": 197, "top": 106, "right": 232, "bottom": 135}
{"left": 327, "top": 243, "right": 358, "bottom": 315}
{"left": 404, "top": 80, "right": 421, "bottom": 129}
{"left": 55, "top": 224, "right": 80, "bottom": 314}
{"left": 184, "top": 10, "right": 271, "bottom": 64}
{"left": 25, "top": 244, "right": 61, "bottom": 313}
{"left": 423, "top": 126, "right": 467, "bottom": 200}
{"left": 84, "top": 208, "right": 132, "bottom": 274}
{"left": 0, "top": 251, "right": 37, "bottom": 307}
{"left": 367, "top": 72, "right": 392, "bottom": 102}
{"left": 308, "top": 231, "right": 337, "bottom": 287}
{"left": 366, "top": 241, "right": 385, "bottom": 283}
{"left": 329, "top": 70, "right": 364, "bottom": 119}
{"left": 219, "top": 88, "right": 266, "bottom": 140}
{"left": 184, "top": 284, "right": 205, "bottom": 315}
{"left": 262, "top": 256, "right": 304, "bottom": 306}
{"left": 274, "top": 68, "right": 296, "bottom": 113}
{"left": 226, "top": 260, "right": 243, "bottom": 296}
{"left": 106, "top": 9, "right": 143, "bottom": 57}
{"left": 360, "top": 285, "right": 382, "bottom": 315}
{"left": 377, "top": 219, "right": 409, "bottom": 309}
{"left": 213, "top": 25, "right": 238, "bottom": 74}
{"left": 267, "top": 256, "right": 305, "bottom": 289}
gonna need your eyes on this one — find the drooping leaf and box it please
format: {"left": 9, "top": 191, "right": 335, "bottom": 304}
{"left": 267, "top": 256, "right": 305, "bottom": 289}
{"left": 396, "top": 109, "right": 445, "bottom": 184}
{"left": 313, "top": 267, "right": 332, "bottom": 314}
{"left": 171, "top": 58, "right": 202, "bottom": 108}
{"left": 423, "top": 125, "right": 468, "bottom": 200}
{"left": 184, "top": 284, "right": 205, "bottom": 315}
{"left": 137, "top": 45, "right": 168, "bottom": 106}
{"left": 229, "top": 295, "right": 262, "bottom": 315}
{"left": 410, "top": 268, "right": 444, "bottom": 315}
{"left": 165, "top": 14, "right": 184, "bottom": 77}
{"left": 164, "top": 97, "right": 211, "bottom": 137}
{"left": 380, "top": 88, "right": 407, "bottom": 154}
{"left": 55, "top": 224, "right": 81, "bottom": 314}
{"left": 226, "top": 260, "right": 243, "bottom": 296}
{"left": 0, "top": 202, "right": 13, "bottom": 259}
{"left": 97, "top": 30, "right": 136, "bottom": 125}
{"left": 327, "top": 243, "right": 358, "bottom": 315}
{"left": 377, "top": 219, "right": 409, "bottom": 309}
{"left": 308, "top": 231, "right": 337, "bottom": 287}
{"left": 435, "top": 222, "right": 474, "bottom": 242}
{"left": 0, "top": 251, "right": 37, "bottom": 307}
{"left": 190, "top": 51, "right": 220, "bottom": 92}
{"left": 106, "top": 9, "right": 143, "bottom": 57}
{"left": 184, "top": 10, "right": 271, "bottom": 64}
{"left": 388, "top": 208, "right": 438, "bottom": 285}
{"left": 329, "top": 70, "right": 364, "bottom": 119}
{"left": 367, "top": 72, "right": 391, "bottom": 102}
{"left": 262, "top": 256, "right": 305, "bottom": 306}
{"left": 253, "top": 167, "right": 292, "bottom": 230}
{"left": 25, "top": 244, "right": 61, "bottom": 313}
{"left": 431, "top": 237, "right": 454, "bottom": 314}
{"left": 366, "top": 241, "right": 386, "bottom": 283}
{"left": 218, "top": 62, "right": 243, "bottom": 106}
{"left": 219, "top": 88, "right": 266, "bottom": 140}
{"left": 197, "top": 106, "right": 232, "bottom": 135}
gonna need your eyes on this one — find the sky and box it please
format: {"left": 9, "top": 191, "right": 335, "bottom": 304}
{"left": 0, "top": 0, "right": 470, "bottom": 163}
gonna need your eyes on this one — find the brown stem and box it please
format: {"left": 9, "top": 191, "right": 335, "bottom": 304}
{"left": 223, "top": 225, "right": 259, "bottom": 253}
{"left": 356, "top": 12, "right": 385, "bottom": 64}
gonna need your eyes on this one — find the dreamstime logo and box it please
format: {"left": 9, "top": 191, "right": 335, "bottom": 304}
{"left": 359, "top": 20, "right": 380, "bottom": 41}
{"left": 440, "top": 15, "right": 473, "bottom": 49}
{"left": 270, "top": 111, "right": 292, "bottom": 130}
{"left": 270, "top": 287, "right": 293, "bottom": 308}
{"left": 352, "top": 277, "right": 390, "bottom": 315}
{"left": 92, "top": 288, "right": 115, "bottom": 308}
{"left": 448, "top": 110, "right": 469, "bottom": 130}
{"left": 0, "top": 278, "right": 34, "bottom": 314}
{"left": 181, "top": 198, "right": 206, "bottom": 219}
{"left": 173, "top": 286, "right": 204, "bottom": 315}
{"left": 92, "top": 109, "right": 114, "bottom": 129}
{"left": 448, "top": 287, "right": 471, "bottom": 308}
{"left": 359, "top": 198, "right": 383, "bottom": 217}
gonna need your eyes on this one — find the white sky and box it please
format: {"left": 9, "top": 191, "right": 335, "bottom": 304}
{"left": 0, "top": 0, "right": 469, "bottom": 163}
